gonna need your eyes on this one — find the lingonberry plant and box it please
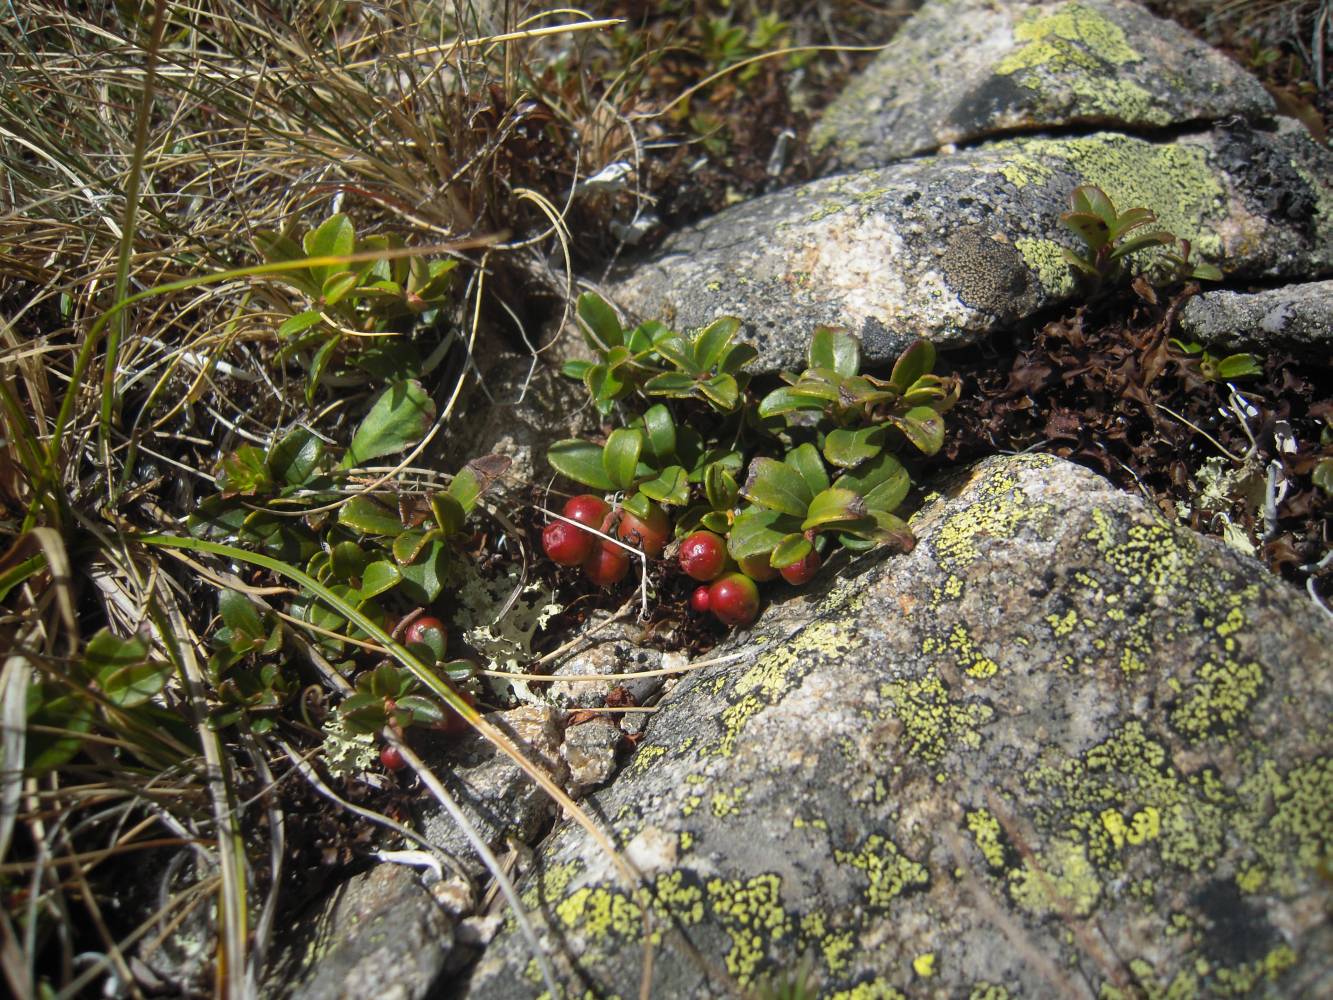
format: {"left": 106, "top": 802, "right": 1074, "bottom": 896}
{"left": 543, "top": 294, "right": 959, "bottom": 628}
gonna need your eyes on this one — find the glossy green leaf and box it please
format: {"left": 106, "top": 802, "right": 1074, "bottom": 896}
{"left": 718, "top": 342, "right": 759, "bottom": 374}
{"left": 548, "top": 440, "right": 616, "bottom": 490}
{"left": 338, "top": 692, "right": 387, "bottom": 733}
{"left": 267, "top": 426, "right": 325, "bottom": 486}
{"left": 304, "top": 213, "right": 354, "bottom": 286}
{"left": 643, "top": 371, "right": 697, "bottom": 397}
{"left": 397, "top": 538, "right": 449, "bottom": 604}
{"left": 742, "top": 457, "right": 812, "bottom": 517}
{"left": 769, "top": 533, "right": 812, "bottom": 569}
{"left": 652, "top": 333, "right": 697, "bottom": 373}
{"left": 1215, "top": 354, "right": 1262, "bottom": 379}
{"left": 785, "top": 443, "right": 830, "bottom": 497}
{"left": 397, "top": 695, "right": 445, "bottom": 727}
{"left": 757, "top": 386, "right": 826, "bottom": 418}
{"left": 692, "top": 316, "right": 742, "bottom": 371}
{"left": 698, "top": 373, "right": 739, "bottom": 411}
{"left": 638, "top": 465, "right": 690, "bottom": 506}
{"left": 561, "top": 359, "right": 594, "bottom": 380}
{"left": 392, "top": 528, "right": 435, "bottom": 566}
{"left": 585, "top": 363, "right": 627, "bottom": 406}
{"left": 430, "top": 492, "right": 467, "bottom": 535}
{"left": 701, "top": 510, "right": 731, "bottom": 534}
{"left": 705, "top": 462, "right": 739, "bottom": 511}
{"left": 888, "top": 340, "right": 936, "bottom": 393}
{"left": 86, "top": 629, "right": 169, "bottom": 708}
{"left": 603, "top": 428, "right": 644, "bottom": 490}
{"left": 577, "top": 292, "right": 623, "bottom": 350}
{"left": 889, "top": 405, "right": 945, "bottom": 456}
{"left": 642, "top": 404, "right": 677, "bottom": 460}
{"left": 342, "top": 380, "right": 435, "bottom": 468}
{"left": 338, "top": 494, "right": 403, "bottom": 535}
{"left": 330, "top": 541, "right": 372, "bottom": 581}
{"left": 305, "top": 333, "right": 341, "bottom": 404}
{"left": 727, "top": 507, "right": 801, "bottom": 560}
{"left": 277, "top": 310, "right": 324, "bottom": 338}
{"left": 359, "top": 560, "right": 401, "bottom": 601}
{"left": 823, "top": 426, "right": 883, "bottom": 468}
{"left": 834, "top": 452, "right": 910, "bottom": 513}
{"left": 321, "top": 270, "right": 360, "bottom": 306}
{"left": 801, "top": 487, "right": 868, "bottom": 531}
{"left": 621, "top": 491, "right": 653, "bottom": 521}
{"left": 808, "top": 326, "right": 860, "bottom": 377}
{"left": 217, "top": 446, "right": 273, "bottom": 495}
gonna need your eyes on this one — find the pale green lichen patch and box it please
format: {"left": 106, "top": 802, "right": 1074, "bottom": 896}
{"left": 966, "top": 808, "right": 1008, "bottom": 870}
{"left": 829, "top": 979, "right": 907, "bottom": 1000}
{"left": 705, "top": 873, "right": 793, "bottom": 985}
{"left": 997, "top": 2, "right": 1140, "bottom": 76}
{"left": 1009, "top": 836, "right": 1102, "bottom": 917}
{"left": 880, "top": 671, "right": 994, "bottom": 764}
{"left": 928, "top": 458, "right": 1056, "bottom": 572}
{"left": 833, "top": 833, "right": 930, "bottom": 908}
{"left": 1015, "top": 237, "right": 1077, "bottom": 296}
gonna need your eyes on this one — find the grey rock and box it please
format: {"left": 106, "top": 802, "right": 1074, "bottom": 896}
{"left": 544, "top": 610, "right": 672, "bottom": 709}
{"left": 812, "top": 0, "right": 1275, "bottom": 170}
{"left": 415, "top": 705, "right": 567, "bottom": 882}
{"left": 462, "top": 454, "right": 1333, "bottom": 998}
{"left": 1177, "top": 281, "right": 1333, "bottom": 351}
{"left": 606, "top": 123, "right": 1332, "bottom": 372}
{"left": 560, "top": 717, "right": 624, "bottom": 797}
{"left": 279, "top": 863, "right": 454, "bottom": 1000}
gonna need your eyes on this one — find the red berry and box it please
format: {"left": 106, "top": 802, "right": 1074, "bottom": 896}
{"left": 380, "top": 745, "right": 406, "bottom": 771}
{"left": 689, "top": 585, "right": 711, "bottom": 613}
{"left": 737, "top": 553, "right": 779, "bottom": 583}
{"left": 779, "top": 549, "right": 821, "bottom": 586}
{"left": 405, "top": 616, "right": 447, "bottom": 648}
{"left": 609, "top": 503, "right": 669, "bottom": 558}
{"left": 679, "top": 531, "right": 728, "bottom": 582}
{"left": 440, "top": 687, "right": 478, "bottom": 736}
{"left": 563, "top": 494, "right": 610, "bottom": 529}
{"left": 543, "top": 519, "right": 594, "bottom": 566}
{"left": 583, "top": 540, "right": 630, "bottom": 587}
{"left": 707, "top": 573, "right": 761, "bottom": 627}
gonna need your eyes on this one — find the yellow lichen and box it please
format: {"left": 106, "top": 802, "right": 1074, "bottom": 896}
{"left": 880, "top": 671, "right": 995, "bottom": 764}
{"left": 997, "top": 2, "right": 1140, "bottom": 76}
{"left": 828, "top": 978, "right": 907, "bottom": 1000}
{"left": 966, "top": 808, "right": 1007, "bottom": 870}
{"left": 833, "top": 833, "right": 930, "bottom": 908}
{"left": 1009, "top": 836, "right": 1102, "bottom": 917}
{"left": 705, "top": 873, "right": 793, "bottom": 985}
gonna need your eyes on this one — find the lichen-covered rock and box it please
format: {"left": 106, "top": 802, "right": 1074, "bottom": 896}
{"left": 1177, "top": 281, "right": 1333, "bottom": 351}
{"left": 607, "top": 123, "right": 1332, "bottom": 372}
{"left": 278, "top": 863, "right": 454, "bottom": 1000}
{"left": 461, "top": 455, "right": 1332, "bottom": 998}
{"left": 812, "top": 0, "right": 1275, "bottom": 170}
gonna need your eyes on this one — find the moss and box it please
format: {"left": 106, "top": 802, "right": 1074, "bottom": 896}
{"left": 833, "top": 833, "right": 930, "bottom": 908}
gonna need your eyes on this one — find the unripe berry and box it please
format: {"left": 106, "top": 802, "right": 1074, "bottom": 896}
{"left": 583, "top": 540, "right": 630, "bottom": 587}
{"left": 707, "top": 573, "right": 761, "bottom": 627}
{"left": 737, "top": 553, "right": 779, "bottom": 582}
{"left": 610, "top": 503, "right": 669, "bottom": 558}
{"left": 690, "top": 585, "right": 711, "bottom": 614}
{"left": 779, "top": 549, "right": 821, "bottom": 586}
{"left": 543, "top": 519, "right": 594, "bottom": 566}
{"left": 563, "top": 494, "right": 610, "bottom": 529}
{"left": 679, "top": 531, "right": 728, "bottom": 581}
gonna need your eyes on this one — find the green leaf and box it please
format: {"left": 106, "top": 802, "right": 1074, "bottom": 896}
{"left": 742, "top": 457, "right": 813, "bottom": 517}
{"left": 577, "top": 292, "right": 623, "bottom": 350}
{"left": 1107, "top": 230, "right": 1175, "bottom": 261}
{"left": 808, "top": 327, "right": 860, "bottom": 377}
{"left": 718, "top": 342, "right": 759, "bottom": 374}
{"left": 834, "top": 452, "right": 910, "bottom": 513}
{"left": 823, "top": 426, "right": 883, "bottom": 468}
{"left": 561, "top": 360, "right": 594, "bottom": 381}
{"left": 692, "top": 316, "right": 742, "bottom": 370}
{"left": 341, "top": 380, "right": 435, "bottom": 468}
{"left": 641, "top": 404, "right": 677, "bottom": 461}
{"left": 86, "top": 629, "right": 169, "bottom": 709}
{"left": 321, "top": 270, "right": 361, "bottom": 306}
{"left": 1069, "top": 184, "right": 1116, "bottom": 224}
{"left": 446, "top": 466, "right": 483, "bottom": 513}
{"left": 359, "top": 560, "right": 401, "bottom": 601}
{"left": 603, "top": 428, "right": 644, "bottom": 490}
{"left": 338, "top": 494, "right": 403, "bottom": 535}
{"left": 785, "top": 443, "right": 830, "bottom": 497}
{"left": 621, "top": 491, "right": 652, "bottom": 520}
{"left": 889, "top": 340, "right": 936, "bottom": 393}
{"left": 305, "top": 333, "right": 341, "bottom": 404}
{"left": 548, "top": 440, "right": 616, "bottom": 490}
{"left": 397, "top": 695, "right": 445, "bottom": 727}
{"left": 267, "top": 426, "right": 325, "bottom": 486}
{"left": 701, "top": 510, "right": 731, "bottom": 533}
{"left": 330, "top": 541, "right": 372, "bottom": 581}
{"left": 643, "top": 371, "right": 697, "bottom": 397}
{"left": 1312, "top": 457, "right": 1333, "bottom": 494}
{"left": 338, "top": 691, "right": 387, "bottom": 733}
{"left": 758, "top": 386, "right": 826, "bottom": 418}
{"left": 727, "top": 507, "right": 801, "bottom": 560}
{"left": 889, "top": 405, "right": 946, "bottom": 455}
{"left": 638, "top": 466, "right": 690, "bottom": 506}
{"left": 652, "top": 333, "right": 698, "bottom": 374}
{"left": 698, "top": 373, "right": 739, "bottom": 411}
{"left": 392, "top": 528, "right": 435, "bottom": 566}
{"left": 769, "top": 533, "right": 813, "bottom": 569}
{"left": 278, "top": 310, "right": 325, "bottom": 338}
{"left": 585, "top": 363, "right": 628, "bottom": 407}
{"left": 1215, "top": 354, "right": 1262, "bottom": 379}
{"left": 304, "top": 213, "right": 355, "bottom": 286}
{"left": 705, "top": 462, "right": 739, "bottom": 511}
{"left": 430, "top": 492, "right": 467, "bottom": 535}
{"left": 397, "top": 538, "right": 449, "bottom": 604}
{"left": 217, "top": 445, "right": 273, "bottom": 495}
{"left": 802, "top": 488, "right": 868, "bottom": 531}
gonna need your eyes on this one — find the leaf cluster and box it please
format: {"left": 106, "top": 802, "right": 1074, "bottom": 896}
{"left": 1169, "top": 339, "right": 1263, "bottom": 383}
{"left": 1059, "top": 184, "right": 1223, "bottom": 290}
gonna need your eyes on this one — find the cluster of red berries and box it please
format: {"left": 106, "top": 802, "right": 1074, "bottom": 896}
{"left": 380, "top": 616, "right": 476, "bottom": 771}
{"left": 543, "top": 495, "right": 823, "bottom": 628}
